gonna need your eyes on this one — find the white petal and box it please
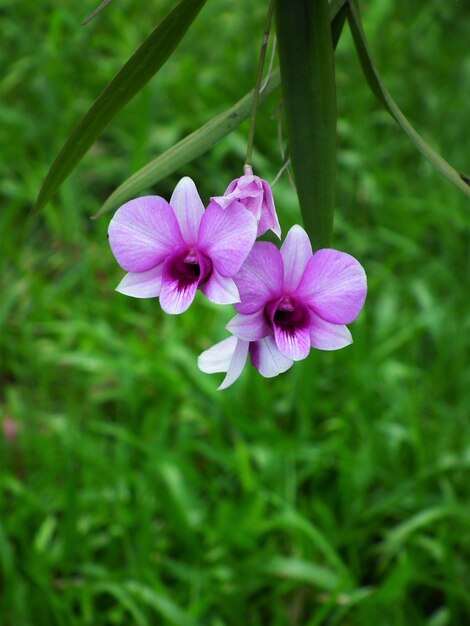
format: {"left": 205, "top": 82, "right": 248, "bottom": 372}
{"left": 115, "top": 265, "right": 163, "bottom": 298}
{"left": 198, "top": 336, "right": 238, "bottom": 374}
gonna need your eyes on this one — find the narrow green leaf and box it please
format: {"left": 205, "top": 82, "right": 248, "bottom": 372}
{"left": 382, "top": 506, "right": 460, "bottom": 559}
{"left": 91, "top": 583, "right": 148, "bottom": 626}
{"left": 264, "top": 556, "right": 340, "bottom": 591}
{"left": 36, "top": 0, "right": 207, "bottom": 211}
{"left": 276, "top": 0, "right": 337, "bottom": 249}
{"left": 348, "top": 0, "right": 470, "bottom": 200}
{"left": 93, "top": 70, "right": 281, "bottom": 218}
{"left": 95, "top": 0, "right": 348, "bottom": 218}
{"left": 266, "top": 509, "right": 352, "bottom": 583}
{"left": 126, "top": 580, "right": 197, "bottom": 626}
{"left": 330, "top": 0, "right": 349, "bottom": 49}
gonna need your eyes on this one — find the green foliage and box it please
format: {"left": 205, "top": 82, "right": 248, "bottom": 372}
{"left": 36, "top": 0, "right": 208, "bottom": 211}
{"left": 95, "top": 69, "right": 282, "bottom": 218}
{"left": 277, "top": 0, "right": 337, "bottom": 248}
{"left": 1, "top": 0, "right": 470, "bottom": 625}
{"left": 347, "top": 0, "right": 470, "bottom": 201}
{"left": 95, "top": 0, "right": 351, "bottom": 219}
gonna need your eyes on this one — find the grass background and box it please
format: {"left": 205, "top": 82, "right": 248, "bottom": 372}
{"left": 1, "top": 0, "right": 470, "bottom": 624}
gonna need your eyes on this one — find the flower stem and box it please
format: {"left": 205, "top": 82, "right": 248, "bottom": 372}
{"left": 245, "top": 0, "right": 275, "bottom": 168}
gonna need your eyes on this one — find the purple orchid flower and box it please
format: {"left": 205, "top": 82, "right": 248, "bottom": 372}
{"left": 198, "top": 225, "right": 367, "bottom": 389}
{"left": 211, "top": 165, "right": 281, "bottom": 238}
{"left": 108, "top": 177, "right": 257, "bottom": 314}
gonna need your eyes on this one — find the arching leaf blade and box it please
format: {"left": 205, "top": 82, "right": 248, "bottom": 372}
{"left": 36, "top": 0, "right": 208, "bottom": 211}
{"left": 93, "top": 70, "right": 282, "bottom": 218}
{"left": 95, "top": 0, "right": 347, "bottom": 219}
{"left": 348, "top": 0, "right": 470, "bottom": 199}
{"left": 330, "top": 0, "right": 349, "bottom": 49}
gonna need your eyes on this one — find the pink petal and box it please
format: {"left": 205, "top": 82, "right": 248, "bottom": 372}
{"left": 226, "top": 311, "right": 270, "bottom": 341}
{"left": 210, "top": 194, "right": 237, "bottom": 210}
{"left": 159, "top": 256, "right": 200, "bottom": 314}
{"left": 249, "top": 336, "right": 293, "bottom": 378}
{"left": 169, "top": 177, "right": 205, "bottom": 245}
{"left": 309, "top": 312, "right": 353, "bottom": 350}
{"left": 257, "top": 180, "right": 281, "bottom": 238}
{"left": 197, "top": 201, "right": 257, "bottom": 277}
{"left": 108, "top": 196, "right": 183, "bottom": 272}
{"left": 281, "top": 225, "right": 313, "bottom": 292}
{"left": 212, "top": 173, "right": 281, "bottom": 238}
{"left": 238, "top": 191, "right": 263, "bottom": 220}
{"left": 236, "top": 175, "right": 258, "bottom": 194}
{"left": 234, "top": 242, "right": 284, "bottom": 314}
{"left": 212, "top": 175, "right": 261, "bottom": 210}
{"left": 273, "top": 324, "right": 311, "bottom": 361}
{"left": 115, "top": 265, "right": 163, "bottom": 298}
{"left": 297, "top": 249, "right": 367, "bottom": 324}
{"left": 200, "top": 269, "right": 240, "bottom": 305}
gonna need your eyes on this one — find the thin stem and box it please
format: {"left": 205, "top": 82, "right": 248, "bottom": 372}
{"left": 82, "top": 0, "right": 114, "bottom": 25}
{"left": 245, "top": 0, "right": 276, "bottom": 168}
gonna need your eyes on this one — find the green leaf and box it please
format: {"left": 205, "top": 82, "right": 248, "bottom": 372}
{"left": 126, "top": 580, "right": 197, "bottom": 626}
{"left": 382, "top": 506, "right": 461, "bottom": 560}
{"left": 95, "top": 0, "right": 348, "bottom": 218}
{"left": 266, "top": 509, "right": 352, "bottom": 583}
{"left": 276, "top": 0, "right": 337, "bottom": 249}
{"left": 93, "top": 70, "right": 281, "bottom": 218}
{"left": 264, "top": 556, "right": 340, "bottom": 591}
{"left": 348, "top": 0, "right": 470, "bottom": 200}
{"left": 330, "top": 0, "right": 349, "bottom": 49}
{"left": 36, "top": 0, "right": 208, "bottom": 211}
{"left": 91, "top": 583, "right": 148, "bottom": 626}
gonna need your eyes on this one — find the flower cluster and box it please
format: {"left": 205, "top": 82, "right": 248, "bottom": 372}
{"left": 108, "top": 170, "right": 367, "bottom": 389}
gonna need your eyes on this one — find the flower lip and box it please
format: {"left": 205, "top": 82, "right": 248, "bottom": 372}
{"left": 166, "top": 248, "right": 212, "bottom": 287}
{"left": 267, "top": 296, "right": 310, "bottom": 335}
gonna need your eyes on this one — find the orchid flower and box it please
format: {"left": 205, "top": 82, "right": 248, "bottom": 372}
{"left": 198, "top": 225, "right": 367, "bottom": 389}
{"left": 211, "top": 166, "right": 281, "bottom": 238}
{"left": 108, "top": 177, "right": 257, "bottom": 314}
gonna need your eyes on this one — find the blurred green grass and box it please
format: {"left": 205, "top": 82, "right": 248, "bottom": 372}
{"left": 1, "top": 0, "right": 470, "bottom": 624}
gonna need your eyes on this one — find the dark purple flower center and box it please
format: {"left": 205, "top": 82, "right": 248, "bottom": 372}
{"left": 271, "top": 296, "right": 309, "bottom": 335}
{"left": 167, "top": 249, "right": 211, "bottom": 287}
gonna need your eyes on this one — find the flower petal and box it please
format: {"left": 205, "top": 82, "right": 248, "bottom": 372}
{"left": 199, "top": 336, "right": 250, "bottom": 390}
{"left": 297, "top": 249, "right": 367, "bottom": 324}
{"left": 219, "top": 338, "right": 250, "bottom": 390}
{"left": 169, "top": 177, "right": 205, "bottom": 245}
{"left": 200, "top": 269, "right": 240, "bottom": 305}
{"left": 159, "top": 255, "right": 200, "bottom": 314}
{"left": 234, "top": 242, "right": 284, "bottom": 314}
{"left": 273, "top": 324, "right": 311, "bottom": 361}
{"left": 226, "top": 311, "right": 270, "bottom": 341}
{"left": 210, "top": 194, "right": 236, "bottom": 210}
{"left": 115, "top": 265, "right": 163, "bottom": 298}
{"left": 257, "top": 179, "right": 281, "bottom": 238}
{"left": 281, "top": 225, "right": 313, "bottom": 292}
{"left": 198, "top": 200, "right": 257, "bottom": 277}
{"left": 198, "top": 336, "right": 238, "bottom": 373}
{"left": 309, "top": 312, "right": 353, "bottom": 350}
{"left": 249, "top": 335, "right": 293, "bottom": 378}
{"left": 213, "top": 174, "right": 281, "bottom": 238}
{"left": 108, "top": 196, "right": 183, "bottom": 272}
